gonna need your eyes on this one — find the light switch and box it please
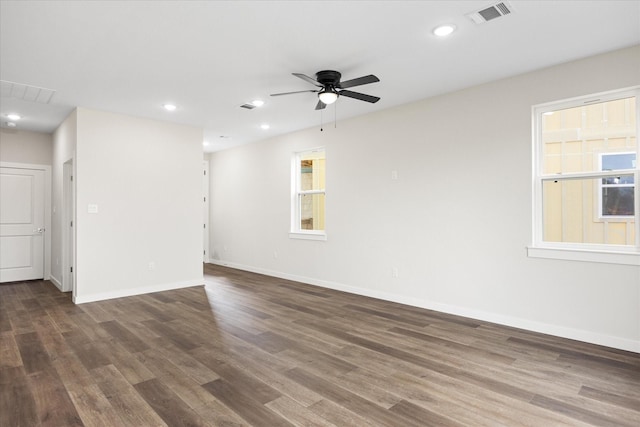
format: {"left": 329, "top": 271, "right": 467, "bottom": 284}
{"left": 88, "top": 204, "right": 99, "bottom": 214}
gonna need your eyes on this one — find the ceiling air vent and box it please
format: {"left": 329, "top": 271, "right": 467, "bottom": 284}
{"left": 466, "top": 2, "right": 513, "bottom": 24}
{"left": 0, "top": 80, "right": 56, "bottom": 104}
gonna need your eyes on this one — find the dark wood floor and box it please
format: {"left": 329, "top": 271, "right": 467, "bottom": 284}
{"left": 1, "top": 264, "right": 639, "bottom": 426}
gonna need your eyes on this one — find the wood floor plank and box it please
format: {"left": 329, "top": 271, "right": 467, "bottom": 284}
{"left": 92, "top": 339, "right": 156, "bottom": 385}
{"left": 306, "top": 398, "right": 376, "bottom": 427}
{"left": 141, "top": 319, "right": 200, "bottom": 351}
{"left": 285, "top": 367, "right": 429, "bottom": 427}
{"left": 266, "top": 396, "right": 337, "bottom": 427}
{"left": 92, "top": 364, "right": 168, "bottom": 427}
{"left": 147, "top": 339, "right": 220, "bottom": 385}
{"left": 27, "top": 366, "right": 84, "bottom": 426}
{"left": 0, "top": 302, "right": 12, "bottom": 332}
{"left": 203, "top": 336, "right": 327, "bottom": 407}
{"left": 15, "top": 332, "right": 51, "bottom": 375}
{"left": 530, "top": 394, "right": 635, "bottom": 427}
{"left": 389, "top": 399, "right": 463, "bottom": 427}
{"left": 343, "top": 368, "right": 514, "bottom": 427}
{"left": 189, "top": 346, "right": 282, "bottom": 404}
{"left": 99, "top": 320, "right": 150, "bottom": 353}
{"left": 134, "top": 350, "right": 247, "bottom": 426}
{"left": 134, "top": 378, "right": 211, "bottom": 427}
{"left": 389, "top": 326, "right": 517, "bottom": 365}
{"left": 65, "top": 382, "right": 126, "bottom": 426}
{"left": 579, "top": 385, "right": 640, "bottom": 412}
{"left": 0, "top": 366, "right": 39, "bottom": 427}
{"left": 202, "top": 378, "right": 294, "bottom": 427}
{"left": 61, "top": 329, "right": 111, "bottom": 371}
{"left": 0, "top": 332, "right": 22, "bottom": 369}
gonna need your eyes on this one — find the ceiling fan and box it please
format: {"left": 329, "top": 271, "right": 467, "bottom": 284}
{"left": 271, "top": 70, "right": 380, "bottom": 110}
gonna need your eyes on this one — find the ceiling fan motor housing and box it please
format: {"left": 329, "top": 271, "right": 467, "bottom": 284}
{"left": 316, "top": 70, "right": 342, "bottom": 87}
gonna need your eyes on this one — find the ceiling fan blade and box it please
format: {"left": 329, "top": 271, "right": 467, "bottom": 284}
{"left": 338, "top": 74, "right": 379, "bottom": 89}
{"left": 338, "top": 90, "right": 380, "bottom": 103}
{"left": 293, "top": 73, "right": 322, "bottom": 87}
{"left": 315, "top": 100, "right": 327, "bottom": 110}
{"left": 271, "top": 89, "right": 317, "bottom": 97}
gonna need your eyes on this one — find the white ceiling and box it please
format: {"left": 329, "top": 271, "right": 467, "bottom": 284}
{"left": 1, "top": 1, "right": 639, "bottom": 152}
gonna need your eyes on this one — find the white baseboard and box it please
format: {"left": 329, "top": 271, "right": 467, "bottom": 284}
{"left": 207, "top": 260, "right": 639, "bottom": 353}
{"left": 73, "top": 277, "right": 204, "bottom": 304}
{"left": 49, "top": 275, "right": 63, "bottom": 291}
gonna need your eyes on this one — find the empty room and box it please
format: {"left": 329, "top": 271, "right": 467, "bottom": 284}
{"left": 1, "top": 1, "right": 639, "bottom": 426}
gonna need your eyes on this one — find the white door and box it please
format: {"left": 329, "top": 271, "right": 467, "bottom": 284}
{"left": 0, "top": 167, "right": 45, "bottom": 282}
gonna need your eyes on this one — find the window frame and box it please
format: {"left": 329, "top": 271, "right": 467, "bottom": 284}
{"left": 529, "top": 87, "right": 640, "bottom": 265}
{"left": 290, "top": 147, "right": 327, "bottom": 241}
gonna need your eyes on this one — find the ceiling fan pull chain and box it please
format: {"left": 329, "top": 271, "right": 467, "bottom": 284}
{"left": 320, "top": 109, "right": 323, "bottom": 132}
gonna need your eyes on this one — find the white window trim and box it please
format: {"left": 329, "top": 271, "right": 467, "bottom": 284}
{"left": 290, "top": 147, "right": 326, "bottom": 241}
{"left": 529, "top": 86, "right": 640, "bottom": 265}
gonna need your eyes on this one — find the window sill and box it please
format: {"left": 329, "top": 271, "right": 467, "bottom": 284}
{"left": 289, "top": 232, "right": 327, "bottom": 241}
{"left": 527, "top": 246, "right": 640, "bottom": 266}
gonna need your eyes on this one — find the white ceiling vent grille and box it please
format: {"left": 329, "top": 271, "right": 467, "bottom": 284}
{"left": 0, "top": 80, "right": 56, "bottom": 104}
{"left": 466, "top": 2, "right": 514, "bottom": 24}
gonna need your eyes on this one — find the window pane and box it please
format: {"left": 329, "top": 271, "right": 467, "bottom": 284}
{"left": 603, "top": 186, "right": 634, "bottom": 216}
{"left": 541, "top": 97, "right": 636, "bottom": 175}
{"left": 300, "top": 193, "right": 325, "bottom": 230}
{"left": 300, "top": 156, "right": 325, "bottom": 191}
{"left": 543, "top": 177, "right": 635, "bottom": 245}
{"left": 602, "top": 152, "right": 636, "bottom": 171}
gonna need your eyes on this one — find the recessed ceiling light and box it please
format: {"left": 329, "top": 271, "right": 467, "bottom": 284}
{"left": 251, "top": 100, "right": 264, "bottom": 107}
{"left": 260, "top": 124, "right": 270, "bottom": 130}
{"left": 6, "top": 122, "right": 17, "bottom": 127}
{"left": 7, "top": 113, "right": 21, "bottom": 120}
{"left": 203, "top": 141, "right": 210, "bottom": 146}
{"left": 433, "top": 24, "right": 456, "bottom": 37}
{"left": 163, "top": 103, "right": 177, "bottom": 111}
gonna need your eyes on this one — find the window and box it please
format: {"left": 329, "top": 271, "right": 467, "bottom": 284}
{"left": 530, "top": 87, "right": 640, "bottom": 265}
{"left": 291, "top": 148, "right": 326, "bottom": 240}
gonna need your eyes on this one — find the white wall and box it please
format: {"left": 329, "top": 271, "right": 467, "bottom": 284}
{"left": 0, "top": 128, "right": 52, "bottom": 165}
{"left": 51, "top": 110, "right": 77, "bottom": 287}
{"left": 208, "top": 45, "right": 640, "bottom": 352}
{"left": 73, "top": 108, "right": 203, "bottom": 302}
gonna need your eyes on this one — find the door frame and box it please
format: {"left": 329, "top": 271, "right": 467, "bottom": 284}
{"left": 62, "top": 159, "right": 75, "bottom": 293}
{"left": 0, "top": 161, "right": 52, "bottom": 283}
{"left": 203, "top": 160, "right": 209, "bottom": 263}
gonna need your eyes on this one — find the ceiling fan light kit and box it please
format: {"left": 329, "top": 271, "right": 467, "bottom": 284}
{"left": 318, "top": 89, "right": 338, "bottom": 105}
{"left": 271, "top": 69, "right": 380, "bottom": 111}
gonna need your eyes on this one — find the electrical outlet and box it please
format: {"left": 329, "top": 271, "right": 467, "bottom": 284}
{"left": 392, "top": 267, "right": 399, "bottom": 278}
{"left": 148, "top": 262, "right": 156, "bottom": 270}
